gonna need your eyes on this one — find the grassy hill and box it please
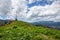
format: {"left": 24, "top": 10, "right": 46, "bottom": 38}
{"left": 0, "top": 21, "right": 60, "bottom": 40}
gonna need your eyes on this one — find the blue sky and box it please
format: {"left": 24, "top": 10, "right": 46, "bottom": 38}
{"left": 0, "top": 0, "right": 60, "bottom": 22}
{"left": 28, "top": 0, "right": 53, "bottom": 8}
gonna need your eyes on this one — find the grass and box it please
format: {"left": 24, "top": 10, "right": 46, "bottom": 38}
{"left": 0, "top": 21, "right": 60, "bottom": 40}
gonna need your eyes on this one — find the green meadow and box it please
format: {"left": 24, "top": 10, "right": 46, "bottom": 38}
{"left": 0, "top": 21, "right": 60, "bottom": 40}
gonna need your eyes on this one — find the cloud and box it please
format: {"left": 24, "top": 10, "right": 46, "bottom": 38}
{"left": 29, "top": 0, "right": 40, "bottom": 4}
{"left": 7, "top": 0, "right": 28, "bottom": 20}
{"left": 26, "top": 0, "right": 60, "bottom": 22}
{"left": 0, "top": 0, "right": 60, "bottom": 22}
{"left": 0, "top": 0, "right": 11, "bottom": 19}
{"left": 0, "top": 0, "right": 28, "bottom": 20}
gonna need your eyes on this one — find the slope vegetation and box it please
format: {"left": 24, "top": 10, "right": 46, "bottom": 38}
{"left": 0, "top": 21, "right": 60, "bottom": 40}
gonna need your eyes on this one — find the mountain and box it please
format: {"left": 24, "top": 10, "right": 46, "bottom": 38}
{"left": 0, "top": 21, "right": 60, "bottom": 40}
{"left": 0, "top": 19, "right": 12, "bottom": 26}
{"left": 32, "top": 21, "right": 60, "bottom": 29}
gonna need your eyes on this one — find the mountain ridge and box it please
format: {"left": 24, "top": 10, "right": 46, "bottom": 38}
{"left": 32, "top": 21, "right": 60, "bottom": 29}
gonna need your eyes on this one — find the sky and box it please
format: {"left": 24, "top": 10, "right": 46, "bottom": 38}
{"left": 0, "top": 0, "right": 60, "bottom": 22}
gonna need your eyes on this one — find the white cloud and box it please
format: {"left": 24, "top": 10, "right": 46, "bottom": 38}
{"left": 0, "top": 0, "right": 11, "bottom": 19}
{"left": 0, "top": 0, "right": 60, "bottom": 22}
{"left": 0, "top": 0, "right": 28, "bottom": 20}
{"left": 29, "top": 0, "right": 55, "bottom": 4}
{"left": 26, "top": 0, "right": 60, "bottom": 22}
{"left": 8, "top": 0, "right": 28, "bottom": 19}
{"left": 29, "top": 0, "right": 41, "bottom": 4}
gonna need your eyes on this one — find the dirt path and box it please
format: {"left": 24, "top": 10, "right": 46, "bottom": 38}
{"left": 41, "top": 34, "right": 55, "bottom": 40}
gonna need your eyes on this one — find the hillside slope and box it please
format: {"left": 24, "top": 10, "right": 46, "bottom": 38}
{"left": 0, "top": 21, "right": 60, "bottom": 40}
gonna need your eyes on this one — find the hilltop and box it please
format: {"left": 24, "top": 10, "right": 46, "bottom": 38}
{"left": 0, "top": 21, "right": 60, "bottom": 40}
